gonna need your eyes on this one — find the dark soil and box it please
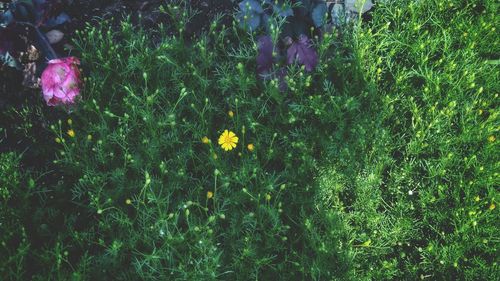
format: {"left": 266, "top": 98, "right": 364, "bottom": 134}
{"left": 65, "top": 0, "right": 236, "bottom": 44}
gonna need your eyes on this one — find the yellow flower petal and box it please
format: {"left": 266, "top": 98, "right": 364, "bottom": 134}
{"left": 218, "top": 135, "right": 226, "bottom": 145}
{"left": 218, "top": 130, "right": 238, "bottom": 151}
{"left": 362, "top": 239, "right": 372, "bottom": 247}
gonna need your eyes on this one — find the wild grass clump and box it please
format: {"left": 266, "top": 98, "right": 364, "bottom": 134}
{"left": 317, "top": 0, "right": 499, "bottom": 279}
{"left": 30, "top": 7, "right": 366, "bottom": 280}
{"left": 0, "top": 152, "right": 31, "bottom": 280}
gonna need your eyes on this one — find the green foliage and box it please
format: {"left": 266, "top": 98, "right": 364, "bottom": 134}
{"left": 0, "top": 153, "right": 30, "bottom": 280}
{"left": 38, "top": 10, "right": 360, "bottom": 279}
{"left": 318, "top": 0, "right": 499, "bottom": 279}
{"left": 1, "top": 0, "right": 498, "bottom": 280}
{"left": 236, "top": 0, "right": 327, "bottom": 35}
{"left": 0, "top": 152, "right": 20, "bottom": 201}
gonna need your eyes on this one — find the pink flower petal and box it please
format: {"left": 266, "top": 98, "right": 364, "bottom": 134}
{"left": 41, "top": 56, "right": 82, "bottom": 106}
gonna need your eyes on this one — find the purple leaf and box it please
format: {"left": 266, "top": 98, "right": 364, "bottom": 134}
{"left": 256, "top": 35, "right": 273, "bottom": 75}
{"left": 286, "top": 35, "right": 318, "bottom": 72}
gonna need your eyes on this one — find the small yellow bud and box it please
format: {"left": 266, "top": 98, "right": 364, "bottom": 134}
{"left": 228, "top": 110, "right": 234, "bottom": 118}
{"left": 55, "top": 137, "right": 61, "bottom": 143}
{"left": 125, "top": 199, "right": 132, "bottom": 205}
{"left": 67, "top": 129, "right": 75, "bottom": 138}
{"left": 207, "top": 191, "right": 214, "bottom": 199}
{"left": 202, "top": 136, "right": 210, "bottom": 144}
{"left": 247, "top": 143, "right": 255, "bottom": 152}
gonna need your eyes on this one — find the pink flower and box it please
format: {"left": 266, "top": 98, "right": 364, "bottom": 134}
{"left": 41, "top": 57, "right": 81, "bottom": 106}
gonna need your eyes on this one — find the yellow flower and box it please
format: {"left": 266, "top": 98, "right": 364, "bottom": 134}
{"left": 489, "top": 203, "right": 496, "bottom": 210}
{"left": 202, "top": 136, "right": 210, "bottom": 144}
{"left": 67, "top": 129, "right": 75, "bottom": 137}
{"left": 207, "top": 191, "right": 214, "bottom": 199}
{"left": 218, "top": 130, "right": 238, "bottom": 151}
{"left": 488, "top": 135, "right": 496, "bottom": 142}
{"left": 228, "top": 110, "right": 234, "bottom": 118}
{"left": 361, "top": 239, "right": 372, "bottom": 247}
{"left": 247, "top": 143, "right": 255, "bottom": 152}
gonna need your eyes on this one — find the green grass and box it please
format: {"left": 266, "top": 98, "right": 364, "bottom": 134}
{"left": 324, "top": 0, "right": 499, "bottom": 279}
{"left": 25, "top": 10, "right": 360, "bottom": 280}
{"left": 0, "top": 0, "right": 498, "bottom": 280}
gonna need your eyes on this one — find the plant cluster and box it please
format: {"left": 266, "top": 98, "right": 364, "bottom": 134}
{"left": 237, "top": 0, "right": 373, "bottom": 82}
{"left": 0, "top": 0, "right": 498, "bottom": 280}
{"left": 1, "top": 2, "right": 363, "bottom": 278}
{"left": 316, "top": 0, "right": 499, "bottom": 279}
{"left": 236, "top": 0, "right": 374, "bottom": 32}
{"left": 0, "top": 152, "right": 31, "bottom": 280}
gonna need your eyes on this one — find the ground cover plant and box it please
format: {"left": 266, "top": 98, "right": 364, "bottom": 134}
{"left": 0, "top": 0, "right": 498, "bottom": 280}
{"left": 322, "top": 0, "right": 499, "bottom": 279}
{"left": 2, "top": 1, "right": 360, "bottom": 279}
